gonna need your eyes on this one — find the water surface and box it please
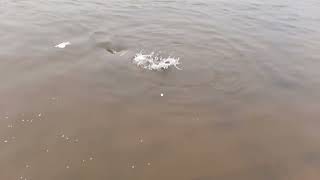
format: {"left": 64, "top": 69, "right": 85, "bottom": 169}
{"left": 1, "top": 0, "right": 320, "bottom": 179}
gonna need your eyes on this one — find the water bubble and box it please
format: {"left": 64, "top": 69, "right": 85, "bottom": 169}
{"left": 55, "top": 42, "right": 71, "bottom": 48}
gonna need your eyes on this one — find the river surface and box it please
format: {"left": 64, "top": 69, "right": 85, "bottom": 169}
{"left": 1, "top": 0, "right": 320, "bottom": 179}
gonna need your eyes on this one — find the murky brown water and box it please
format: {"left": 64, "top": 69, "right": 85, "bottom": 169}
{"left": 1, "top": 0, "right": 320, "bottom": 179}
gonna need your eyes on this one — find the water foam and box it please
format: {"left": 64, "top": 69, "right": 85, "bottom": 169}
{"left": 133, "top": 52, "right": 181, "bottom": 71}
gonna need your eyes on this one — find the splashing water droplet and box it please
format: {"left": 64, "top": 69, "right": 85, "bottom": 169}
{"left": 133, "top": 51, "right": 181, "bottom": 71}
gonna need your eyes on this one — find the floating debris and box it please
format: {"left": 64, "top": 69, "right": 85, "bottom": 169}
{"left": 55, "top": 42, "right": 71, "bottom": 48}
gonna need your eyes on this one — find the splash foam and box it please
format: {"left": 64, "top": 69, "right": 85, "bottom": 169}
{"left": 133, "top": 52, "right": 181, "bottom": 71}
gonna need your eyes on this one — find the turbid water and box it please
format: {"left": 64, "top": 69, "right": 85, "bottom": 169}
{"left": 1, "top": 0, "right": 320, "bottom": 179}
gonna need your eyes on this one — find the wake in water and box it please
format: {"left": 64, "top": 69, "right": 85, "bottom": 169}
{"left": 133, "top": 52, "right": 181, "bottom": 71}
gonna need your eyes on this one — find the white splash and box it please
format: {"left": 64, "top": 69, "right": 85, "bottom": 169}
{"left": 55, "top": 42, "right": 71, "bottom": 48}
{"left": 133, "top": 52, "right": 181, "bottom": 71}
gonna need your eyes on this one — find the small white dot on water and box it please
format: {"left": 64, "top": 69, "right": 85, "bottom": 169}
{"left": 46, "top": 149, "right": 49, "bottom": 152}
{"left": 131, "top": 165, "right": 135, "bottom": 169}
{"left": 66, "top": 165, "right": 70, "bottom": 169}
{"left": 89, "top": 157, "right": 93, "bottom": 161}
{"left": 147, "top": 162, "right": 151, "bottom": 166}
{"left": 22, "top": 119, "right": 25, "bottom": 122}
{"left": 4, "top": 140, "right": 8, "bottom": 143}
{"left": 38, "top": 113, "right": 41, "bottom": 117}
{"left": 160, "top": 93, "right": 164, "bottom": 97}
{"left": 61, "top": 134, "right": 65, "bottom": 138}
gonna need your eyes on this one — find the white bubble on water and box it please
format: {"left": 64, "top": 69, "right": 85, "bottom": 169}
{"left": 55, "top": 42, "right": 71, "bottom": 48}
